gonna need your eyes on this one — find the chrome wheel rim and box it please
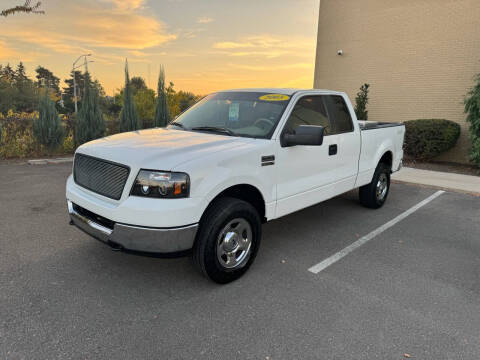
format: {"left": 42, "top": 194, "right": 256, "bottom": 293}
{"left": 376, "top": 173, "right": 388, "bottom": 201}
{"left": 216, "top": 218, "right": 252, "bottom": 270}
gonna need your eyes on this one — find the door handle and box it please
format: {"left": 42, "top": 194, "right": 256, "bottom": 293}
{"left": 329, "top": 144, "right": 338, "bottom": 156}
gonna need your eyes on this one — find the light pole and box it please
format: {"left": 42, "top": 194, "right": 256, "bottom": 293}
{"left": 72, "top": 53, "right": 92, "bottom": 113}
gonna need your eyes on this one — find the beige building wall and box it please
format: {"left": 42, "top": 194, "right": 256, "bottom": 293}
{"left": 314, "top": 0, "right": 480, "bottom": 163}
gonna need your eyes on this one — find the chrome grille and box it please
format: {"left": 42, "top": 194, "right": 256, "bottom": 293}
{"left": 74, "top": 154, "right": 130, "bottom": 200}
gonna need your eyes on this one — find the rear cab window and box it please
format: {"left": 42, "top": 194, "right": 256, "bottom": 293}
{"left": 283, "top": 95, "right": 332, "bottom": 135}
{"left": 325, "top": 95, "right": 354, "bottom": 134}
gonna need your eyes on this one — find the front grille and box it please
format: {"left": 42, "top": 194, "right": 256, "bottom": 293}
{"left": 74, "top": 154, "right": 130, "bottom": 200}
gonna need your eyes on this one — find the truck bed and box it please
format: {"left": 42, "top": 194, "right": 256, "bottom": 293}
{"left": 355, "top": 120, "right": 405, "bottom": 187}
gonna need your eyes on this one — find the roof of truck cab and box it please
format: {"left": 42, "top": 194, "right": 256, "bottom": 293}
{"left": 220, "top": 88, "right": 344, "bottom": 96}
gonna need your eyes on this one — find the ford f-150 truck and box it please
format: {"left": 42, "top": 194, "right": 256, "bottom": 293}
{"left": 66, "top": 89, "right": 405, "bottom": 283}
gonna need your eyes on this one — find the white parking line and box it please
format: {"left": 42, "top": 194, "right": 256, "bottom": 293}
{"left": 308, "top": 190, "right": 445, "bottom": 274}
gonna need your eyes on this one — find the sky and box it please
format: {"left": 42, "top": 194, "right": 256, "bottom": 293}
{"left": 0, "top": 0, "right": 320, "bottom": 95}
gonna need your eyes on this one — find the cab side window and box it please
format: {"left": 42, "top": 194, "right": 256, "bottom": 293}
{"left": 326, "top": 95, "right": 354, "bottom": 134}
{"left": 283, "top": 96, "right": 331, "bottom": 135}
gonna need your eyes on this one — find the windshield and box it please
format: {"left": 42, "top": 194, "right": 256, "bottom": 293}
{"left": 168, "top": 91, "right": 291, "bottom": 138}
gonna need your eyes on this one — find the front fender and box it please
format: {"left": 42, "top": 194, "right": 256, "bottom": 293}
{"left": 173, "top": 143, "right": 277, "bottom": 221}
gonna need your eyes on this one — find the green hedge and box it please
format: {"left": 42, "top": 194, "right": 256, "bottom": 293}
{"left": 404, "top": 119, "right": 460, "bottom": 160}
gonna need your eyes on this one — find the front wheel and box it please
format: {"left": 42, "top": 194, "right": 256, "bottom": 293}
{"left": 359, "top": 163, "right": 391, "bottom": 209}
{"left": 192, "top": 197, "right": 262, "bottom": 284}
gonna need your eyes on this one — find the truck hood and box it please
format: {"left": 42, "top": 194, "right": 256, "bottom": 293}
{"left": 76, "top": 128, "right": 254, "bottom": 170}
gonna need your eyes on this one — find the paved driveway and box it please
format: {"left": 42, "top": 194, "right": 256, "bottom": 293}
{"left": 1, "top": 162, "right": 479, "bottom": 359}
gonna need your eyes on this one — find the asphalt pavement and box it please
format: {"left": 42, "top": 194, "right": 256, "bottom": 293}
{"left": 1, "top": 162, "right": 479, "bottom": 360}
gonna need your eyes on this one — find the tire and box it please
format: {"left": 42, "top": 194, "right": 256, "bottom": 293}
{"left": 192, "top": 197, "right": 262, "bottom": 284}
{"left": 359, "top": 163, "right": 391, "bottom": 209}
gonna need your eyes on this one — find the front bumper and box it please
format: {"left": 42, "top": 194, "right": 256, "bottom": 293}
{"left": 67, "top": 200, "right": 198, "bottom": 253}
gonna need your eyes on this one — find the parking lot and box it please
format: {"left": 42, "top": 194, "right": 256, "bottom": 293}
{"left": 1, "top": 162, "right": 480, "bottom": 359}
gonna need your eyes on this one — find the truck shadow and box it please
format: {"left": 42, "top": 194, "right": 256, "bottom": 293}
{"left": 57, "top": 185, "right": 410, "bottom": 294}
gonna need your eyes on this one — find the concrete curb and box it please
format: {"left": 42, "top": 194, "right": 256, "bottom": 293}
{"left": 391, "top": 179, "right": 480, "bottom": 197}
{"left": 28, "top": 157, "right": 73, "bottom": 165}
{"left": 392, "top": 167, "right": 480, "bottom": 196}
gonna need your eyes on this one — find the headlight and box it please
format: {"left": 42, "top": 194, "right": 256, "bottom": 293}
{"left": 131, "top": 170, "right": 190, "bottom": 198}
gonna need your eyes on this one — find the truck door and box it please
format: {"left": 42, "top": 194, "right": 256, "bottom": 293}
{"left": 275, "top": 95, "right": 339, "bottom": 218}
{"left": 325, "top": 95, "right": 361, "bottom": 194}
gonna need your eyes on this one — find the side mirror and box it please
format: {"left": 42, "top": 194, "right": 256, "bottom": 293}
{"left": 281, "top": 125, "right": 325, "bottom": 147}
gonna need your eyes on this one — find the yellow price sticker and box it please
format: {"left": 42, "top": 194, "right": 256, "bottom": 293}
{"left": 259, "top": 94, "right": 290, "bottom": 101}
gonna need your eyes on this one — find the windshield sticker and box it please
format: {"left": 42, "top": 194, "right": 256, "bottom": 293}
{"left": 259, "top": 94, "right": 290, "bottom": 101}
{"left": 229, "top": 102, "right": 240, "bottom": 121}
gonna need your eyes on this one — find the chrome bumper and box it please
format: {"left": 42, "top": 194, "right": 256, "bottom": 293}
{"left": 67, "top": 200, "right": 198, "bottom": 253}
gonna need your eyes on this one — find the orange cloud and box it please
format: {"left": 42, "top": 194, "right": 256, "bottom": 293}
{"left": 213, "top": 35, "right": 314, "bottom": 59}
{"left": 72, "top": 9, "right": 176, "bottom": 49}
{"left": 229, "top": 63, "right": 313, "bottom": 71}
{"left": 0, "top": 39, "right": 45, "bottom": 62}
{"left": 197, "top": 17, "right": 214, "bottom": 24}
{"left": 224, "top": 50, "right": 290, "bottom": 58}
{"left": 129, "top": 50, "right": 148, "bottom": 57}
{"left": 1, "top": 0, "right": 176, "bottom": 53}
{"left": 0, "top": 40, "right": 18, "bottom": 59}
{"left": 107, "top": 0, "right": 145, "bottom": 11}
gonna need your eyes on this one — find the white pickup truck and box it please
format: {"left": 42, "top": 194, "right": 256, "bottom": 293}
{"left": 66, "top": 89, "right": 405, "bottom": 283}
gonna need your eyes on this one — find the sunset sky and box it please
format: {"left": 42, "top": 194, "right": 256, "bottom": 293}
{"left": 0, "top": 0, "right": 320, "bottom": 95}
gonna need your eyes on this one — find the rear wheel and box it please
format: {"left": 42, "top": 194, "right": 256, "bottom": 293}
{"left": 193, "top": 197, "right": 262, "bottom": 284}
{"left": 359, "top": 163, "right": 391, "bottom": 209}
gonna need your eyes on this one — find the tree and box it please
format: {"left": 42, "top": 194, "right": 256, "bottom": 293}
{"left": 113, "top": 85, "right": 155, "bottom": 126}
{"left": 153, "top": 66, "right": 170, "bottom": 127}
{"left": 33, "top": 89, "right": 64, "bottom": 150}
{"left": 15, "top": 62, "right": 28, "bottom": 88}
{"left": 35, "top": 66, "right": 61, "bottom": 111}
{"left": 1, "top": 1, "right": 44, "bottom": 17}
{"left": 354, "top": 83, "right": 370, "bottom": 120}
{"left": 162, "top": 81, "right": 201, "bottom": 119}
{"left": 119, "top": 59, "right": 139, "bottom": 132}
{"left": 0, "top": 64, "right": 16, "bottom": 83}
{"left": 0, "top": 65, "right": 16, "bottom": 114}
{"left": 16, "top": 62, "right": 36, "bottom": 111}
{"left": 465, "top": 74, "right": 480, "bottom": 167}
{"left": 35, "top": 66, "right": 60, "bottom": 94}
{"left": 130, "top": 76, "right": 147, "bottom": 95}
{"left": 135, "top": 88, "right": 156, "bottom": 128}
{"left": 90, "top": 78, "right": 111, "bottom": 115}
{"left": 0, "top": 62, "right": 37, "bottom": 113}
{"left": 75, "top": 72, "right": 105, "bottom": 145}
{"left": 177, "top": 91, "right": 200, "bottom": 112}
{"left": 63, "top": 70, "right": 86, "bottom": 114}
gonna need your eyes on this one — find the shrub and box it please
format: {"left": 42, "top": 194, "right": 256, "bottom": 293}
{"left": 154, "top": 65, "right": 170, "bottom": 127}
{"left": 33, "top": 89, "right": 64, "bottom": 150}
{"left": 465, "top": 74, "right": 480, "bottom": 167}
{"left": 0, "top": 110, "right": 37, "bottom": 158}
{"left": 354, "top": 83, "right": 370, "bottom": 120}
{"left": 0, "top": 110, "right": 77, "bottom": 159}
{"left": 75, "top": 72, "right": 105, "bottom": 145}
{"left": 119, "top": 59, "right": 139, "bottom": 132}
{"left": 62, "top": 131, "right": 75, "bottom": 154}
{"left": 404, "top": 119, "right": 460, "bottom": 160}
{"left": 104, "top": 113, "right": 119, "bottom": 136}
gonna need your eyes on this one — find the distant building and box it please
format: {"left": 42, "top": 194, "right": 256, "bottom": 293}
{"left": 314, "top": 0, "right": 480, "bottom": 163}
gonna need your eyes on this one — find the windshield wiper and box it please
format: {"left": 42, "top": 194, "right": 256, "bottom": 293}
{"left": 191, "top": 126, "right": 236, "bottom": 136}
{"left": 169, "top": 121, "right": 185, "bottom": 129}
